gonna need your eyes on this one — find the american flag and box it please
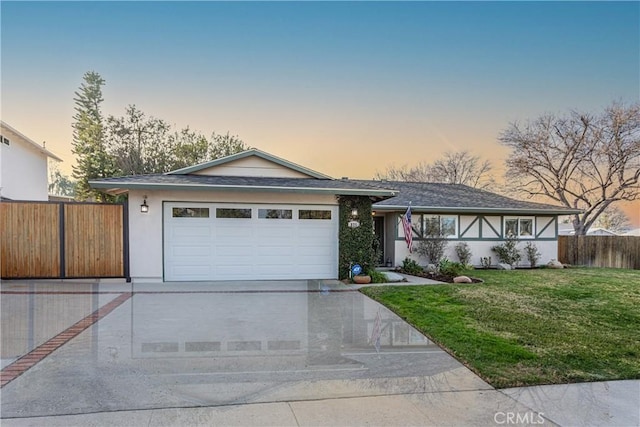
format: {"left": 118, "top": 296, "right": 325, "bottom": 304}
{"left": 401, "top": 204, "right": 413, "bottom": 253}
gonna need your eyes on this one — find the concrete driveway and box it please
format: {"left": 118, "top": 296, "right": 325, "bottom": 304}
{"left": 2, "top": 279, "right": 634, "bottom": 426}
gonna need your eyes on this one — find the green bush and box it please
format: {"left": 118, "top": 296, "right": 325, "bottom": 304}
{"left": 401, "top": 257, "right": 423, "bottom": 275}
{"left": 368, "top": 269, "right": 388, "bottom": 284}
{"left": 438, "top": 259, "right": 469, "bottom": 277}
{"left": 491, "top": 235, "right": 521, "bottom": 268}
{"left": 455, "top": 242, "right": 472, "bottom": 265}
{"left": 524, "top": 241, "right": 541, "bottom": 267}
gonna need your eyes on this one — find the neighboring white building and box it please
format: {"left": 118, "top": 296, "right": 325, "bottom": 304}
{"left": 623, "top": 228, "right": 640, "bottom": 236}
{"left": 559, "top": 227, "right": 620, "bottom": 236}
{"left": 0, "top": 121, "right": 62, "bottom": 201}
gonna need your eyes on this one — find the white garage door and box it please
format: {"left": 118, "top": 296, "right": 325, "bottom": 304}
{"left": 163, "top": 202, "right": 339, "bottom": 281}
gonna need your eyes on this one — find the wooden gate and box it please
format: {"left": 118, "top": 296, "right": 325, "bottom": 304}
{"left": 0, "top": 201, "right": 129, "bottom": 279}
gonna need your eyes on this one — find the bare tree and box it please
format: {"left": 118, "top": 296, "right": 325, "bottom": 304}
{"left": 591, "top": 206, "right": 632, "bottom": 233}
{"left": 500, "top": 102, "right": 640, "bottom": 235}
{"left": 374, "top": 150, "right": 494, "bottom": 189}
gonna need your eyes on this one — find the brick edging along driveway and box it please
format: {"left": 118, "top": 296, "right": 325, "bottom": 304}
{"left": 0, "top": 292, "right": 132, "bottom": 388}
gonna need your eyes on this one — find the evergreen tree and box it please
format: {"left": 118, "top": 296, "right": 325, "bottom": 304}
{"left": 71, "top": 71, "right": 117, "bottom": 201}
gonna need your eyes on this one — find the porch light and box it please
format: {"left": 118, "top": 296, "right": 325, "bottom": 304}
{"left": 351, "top": 208, "right": 359, "bottom": 218}
{"left": 140, "top": 196, "right": 149, "bottom": 213}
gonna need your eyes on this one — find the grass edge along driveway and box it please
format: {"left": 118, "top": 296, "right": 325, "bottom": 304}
{"left": 360, "top": 268, "right": 640, "bottom": 388}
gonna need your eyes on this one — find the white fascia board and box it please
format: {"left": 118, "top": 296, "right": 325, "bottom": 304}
{"left": 371, "top": 205, "right": 582, "bottom": 215}
{"left": 89, "top": 180, "right": 397, "bottom": 197}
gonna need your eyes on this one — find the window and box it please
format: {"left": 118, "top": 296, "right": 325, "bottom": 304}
{"left": 172, "top": 207, "right": 209, "bottom": 218}
{"left": 216, "top": 208, "right": 252, "bottom": 219}
{"left": 504, "top": 217, "right": 534, "bottom": 238}
{"left": 299, "top": 210, "right": 331, "bottom": 220}
{"left": 258, "top": 209, "right": 292, "bottom": 219}
{"left": 396, "top": 214, "right": 457, "bottom": 239}
{"left": 424, "top": 215, "right": 457, "bottom": 239}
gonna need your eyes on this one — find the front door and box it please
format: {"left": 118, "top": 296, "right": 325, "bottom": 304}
{"left": 373, "top": 216, "right": 385, "bottom": 266}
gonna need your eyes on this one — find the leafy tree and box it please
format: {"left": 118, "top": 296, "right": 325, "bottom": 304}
{"left": 208, "top": 132, "right": 250, "bottom": 159}
{"left": 105, "top": 106, "right": 251, "bottom": 175}
{"left": 169, "top": 127, "right": 210, "bottom": 170}
{"left": 375, "top": 150, "right": 494, "bottom": 189}
{"left": 71, "top": 71, "right": 118, "bottom": 201}
{"left": 500, "top": 102, "right": 640, "bottom": 235}
{"left": 48, "top": 162, "right": 76, "bottom": 197}
{"left": 106, "top": 105, "right": 173, "bottom": 175}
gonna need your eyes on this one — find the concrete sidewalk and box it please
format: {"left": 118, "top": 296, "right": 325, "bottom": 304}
{"left": 3, "top": 380, "right": 639, "bottom": 426}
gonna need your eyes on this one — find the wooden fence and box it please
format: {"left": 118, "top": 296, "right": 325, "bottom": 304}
{"left": 1, "top": 201, "right": 128, "bottom": 279}
{"left": 558, "top": 235, "right": 640, "bottom": 270}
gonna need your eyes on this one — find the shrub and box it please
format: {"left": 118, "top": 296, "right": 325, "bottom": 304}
{"left": 455, "top": 242, "right": 472, "bottom": 265}
{"left": 438, "top": 259, "right": 468, "bottom": 277}
{"left": 401, "top": 257, "right": 423, "bottom": 275}
{"left": 491, "top": 235, "right": 521, "bottom": 268}
{"left": 368, "top": 269, "right": 388, "bottom": 284}
{"left": 415, "top": 218, "right": 448, "bottom": 264}
{"left": 524, "top": 241, "right": 541, "bottom": 267}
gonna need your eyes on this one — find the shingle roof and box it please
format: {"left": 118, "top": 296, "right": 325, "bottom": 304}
{"left": 89, "top": 174, "right": 397, "bottom": 198}
{"left": 90, "top": 175, "right": 579, "bottom": 215}
{"left": 365, "top": 180, "right": 579, "bottom": 215}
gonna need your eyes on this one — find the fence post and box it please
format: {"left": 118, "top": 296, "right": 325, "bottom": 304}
{"left": 123, "top": 199, "right": 131, "bottom": 283}
{"left": 59, "top": 202, "right": 66, "bottom": 278}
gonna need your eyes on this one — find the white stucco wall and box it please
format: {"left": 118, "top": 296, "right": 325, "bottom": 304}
{"left": 127, "top": 189, "right": 338, "bottom": 282}
{"left": 0, "top": 137, "right": 49, "bottom": 201}
{"left": 394, "top": 239, "right": 559, "bottom": 268}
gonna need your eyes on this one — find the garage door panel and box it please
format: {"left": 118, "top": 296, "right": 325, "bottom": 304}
{"left": 171, "top": 265, "right": 212, "bottom": 279}
{"left": 216, "top": 246, "right": 247, "bottom": 256}
{"left": 256, "top": 246, "right": 294, "bottom": 256}
{"left": 216, "top": 265, "right": 254, "bottom": 276}
{"left": 170, "top": 244, "right": 212, "bottom": 257}
{"left": 164, "top": 202, "right": 337, "bottom": 281}
{"left": 169, "top": 225, "right": 212, "bottom": 240}
{"left": 298, "top": 227, "right": 332, "bottom": 237}
{"left": 216, "top": 226, "right": 253, "bottom": 238}
{"left": 297, "top": 246, "right": 332, "bottom": 256}
{"left": 255, "top": 226, "right": 293, "bottom": 238}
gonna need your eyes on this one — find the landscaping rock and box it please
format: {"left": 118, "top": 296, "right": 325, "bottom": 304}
{"left": 453, "top": 275, "right": 472, "bottom": 283}
{"left": 382, "top": 271, "right": 405, "bottom": 282}
{"left": 426, "top": 264, "right": 437, "bottom": 273}
{"left": 547, "top": 259, "right": 564, "bottom": 269}
{"left": 497, "top": 263, "right": 512, "bottom": 270}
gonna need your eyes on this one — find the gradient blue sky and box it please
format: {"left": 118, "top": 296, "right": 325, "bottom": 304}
{"left": 2, "top": 1, "right": 639, "bottom": 222}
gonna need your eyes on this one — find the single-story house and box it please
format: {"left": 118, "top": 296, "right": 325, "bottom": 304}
{"left": 90, "top": 149, "right": 578, "bottom": 283}
{"left": 0, "top": 121, "right": 62, "bottom": 201}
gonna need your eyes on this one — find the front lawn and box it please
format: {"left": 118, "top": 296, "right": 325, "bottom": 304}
{"left": 361, "top": 268, "right": 640, "bottom": 388}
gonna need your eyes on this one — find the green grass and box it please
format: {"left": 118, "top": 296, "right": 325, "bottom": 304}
{"left": 360, "top": 268, "right": 640, "bottom": 388}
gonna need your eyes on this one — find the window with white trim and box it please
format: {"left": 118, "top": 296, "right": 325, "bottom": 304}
{"left": 397, "top": 214, "right": 457, "bottom": 239}
{"left": 424, "top": 215, "right": 458, "bottom": 239}
{"left": 504, "top": 217, "right": 534, "bottom": 238}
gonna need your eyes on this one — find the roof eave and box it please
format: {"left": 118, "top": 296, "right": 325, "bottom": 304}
{"left": 371, "top": 205, "right": 582, "bottom": 215}
{"left": 89, "top": 181, "right": 397, "bottom": 198}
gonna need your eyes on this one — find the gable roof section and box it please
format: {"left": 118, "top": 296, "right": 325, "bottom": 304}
{"left": 0, "top": 121, "right": 63, "bottom": 161}
{"left": 166, "top": 149, "right": 333, "bottom": 179}
{"left": 366, "top": 181, "right": 581, "bottom": 215}
{"left": 89, "top": 174, "right": 398, "bottom": 199}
